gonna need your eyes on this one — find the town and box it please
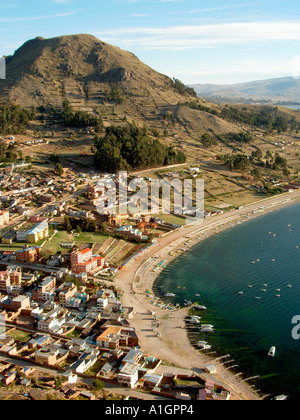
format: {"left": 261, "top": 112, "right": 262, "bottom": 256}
{"left": 0, "top": 155, "right": 233, "bottom": 401}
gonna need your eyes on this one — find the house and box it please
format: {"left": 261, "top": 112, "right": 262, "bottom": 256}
{"left": 142, "top": 373, "right": 163, "bottom": 389}
{"left": 80, "top": 391, "right": 95, "bottom": 400}
{"left": 96, "top": 326, "right": 122, "bottom": 349}
{"left": 100, "top": 363, "right": 114, "bottom": 376}
{"left": 32, "top": 276, "right": 56, "bottom": 302}
{"left": 70, "top": 349, "right": 99, "bottom": 373}
{"left": 35, "top": 345, "right": 68, "bottom": 366}
{"left": 121, "top": 348, "right": 143, "bottom": 366}
{"left": 0, "top": 211, "right": 9, "bottom": 227}
{"left": 61, "top": 370, "right": 78, "bottom": 385}
{"left": 0, "top": 370, "right": 17, "bottom": 386}
{"left": 115, "top": 225, "right": 148, "bottom": 242}
{"left": 58, "top": 282, "right": 78, "bottom": 307}
{"left": 0, "top": 295, "right": 30, "bottom": 311}
{"left": 117, "top": 362, "right": 139, "bottom": 388}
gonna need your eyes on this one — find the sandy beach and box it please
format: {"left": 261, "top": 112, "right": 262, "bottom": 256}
{"left": 114, "top": 190, "right": 300, "bottom": 400}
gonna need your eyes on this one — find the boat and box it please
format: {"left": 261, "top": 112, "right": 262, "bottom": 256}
{"left": 197, "top": 341, "right": 207, "bottom": 346}
{"left": 201, "top": 324, "right": 214, "bottom": 328}
{"left": 273, "top": 395, "right": 288, "bottom": 400}
{"left": 188, "top": 318, "right": 201, "bottom": 324}
{"left": 255, "top": 297, "right": 261, "bottom": 300}
{"left": 287, "top": 285, "right": 292, "bottom": 288}
{"left": 184, "top": 300, "right": 193, "bottom": 306}
{"left": 238, "top": 291, "right": 244, "bottom": 295}
{"left": 200, "top": 327, "right": 214, "bottom": 332}
{"left": 248, "top": 285, "right": 253, "bottom": 288}
{"left": 268, "top": 346, "right": 276, "bottom": 357}
{"left": 198, "top": 343, "right": 212, "bottom": 350}
{"left": 195, "top": 294, "right": 200, "bottom": 297}
{"left": 164, "top": 293, "right": 176, "bottom": 297}
{"left": 194, "top": 305, "right": 207, "bottom": 310}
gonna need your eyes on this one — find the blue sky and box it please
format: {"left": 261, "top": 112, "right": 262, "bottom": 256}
{"left": 0, "top": 0, "right": 300, "bottom": 84}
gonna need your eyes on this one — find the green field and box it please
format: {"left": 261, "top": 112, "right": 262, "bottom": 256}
{"left": 41, "top": 230, "right": 108, "bottom": 258}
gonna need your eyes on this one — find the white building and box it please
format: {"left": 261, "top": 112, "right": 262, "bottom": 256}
{"left": 117, "top": 363, "right": 139, "bottom": 388}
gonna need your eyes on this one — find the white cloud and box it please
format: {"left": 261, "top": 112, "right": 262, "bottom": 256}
{"left": 95, "top": 21, "right": 300, "bottom": 50}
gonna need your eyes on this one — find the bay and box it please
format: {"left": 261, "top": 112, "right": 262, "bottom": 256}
{"left": 155, "top": 203, "right": 300, "bottom": 400}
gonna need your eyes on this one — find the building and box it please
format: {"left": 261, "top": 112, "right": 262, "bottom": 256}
{"left": 107, "top": 213, "right": 129, "bottom": 226}
{"left": 2, "top": 230, "right": 16, "bottom": 245}
{"left": 96, "top": 326, "right": 122, "bottom": 349}
{"left": 58, "top": 283, "right": 78, "bottom": 307}
{"left": 17, "top": 247, "right": 41, "bottom": 264}
{"left": 116, "top": 225, "right": 148, "bottom": 242}
{"left": 0, "top": 267, "right": 22, "bottom": 296}
{"left": 121, "top": 349, "right": 143, "bottom": 366}
{"left": 0, "top": 295, "right": 30, "bottom": 311}
{"left": 0, "top": 211, "right": 9, "bottom": 227}
{"left": 117, "top": 363, "right": 139, "bottom": 388}
{"left": 33, "top": 276, "right": 56, "bottom": 302}
{"left": 70, "top": 248, "right": 104, "bottom": 275}
{"left": 97, "top": 296, "right": 108, "bottom": 311}
{"left": 26, "top": 221, "right": 49, "bottom": 243}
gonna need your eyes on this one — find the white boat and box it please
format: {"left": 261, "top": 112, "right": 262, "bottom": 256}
{"left": 273, "top": 395, "right": 288, "bottom": 400}
{"left": 197, "top": 341, "right": 207, "bottom": 346}
{"left": 164, "top": 293, "right": 176, "bottom": 297}
{"left": 198, "top": 343, "right": 212, "bottom": 350}
{"left": 194, "top": 305, "right": 207, "bottom": 310}
{"left": 201, "top": 324, "right": 214, "bottom": 328}
{"left": 200, "top": 327, "right": 214, "bottom": 332}
{"left": 188, "top": 319, "right": 201, "bottom": 324}
{"left": 268, "top": 346, "right": 276, "bottom": 357}
{"left": 238, "top": 291, "right": 244, "bottom": 295}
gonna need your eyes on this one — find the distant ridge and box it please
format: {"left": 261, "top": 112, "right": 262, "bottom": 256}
{"left": 191, "top": 77, "right": 300, "bottom": 104}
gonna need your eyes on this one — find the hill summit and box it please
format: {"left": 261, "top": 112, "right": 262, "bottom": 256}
{"left": 0, "top": 34, "right": 194, "bottom": 110}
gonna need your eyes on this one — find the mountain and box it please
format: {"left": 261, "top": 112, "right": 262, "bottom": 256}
{"left": 0, "top": 34, "right": 243, "bottom": 138}
{"left": 0, "top": 34, "right": 183, "bottom": 108}
{"left": 191, "top": 77, "right": 300, "bottom": 104}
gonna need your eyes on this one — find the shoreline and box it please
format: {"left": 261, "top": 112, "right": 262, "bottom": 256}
{"left": 114, "top": 190, "right": 300, "bottom": 400}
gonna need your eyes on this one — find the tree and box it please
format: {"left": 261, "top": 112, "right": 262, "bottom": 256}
{"left": 55, "top": 163, "right": 64, "bottom": 176}
{"left": 201, "top": 133, "right": 217, "bottom": 148}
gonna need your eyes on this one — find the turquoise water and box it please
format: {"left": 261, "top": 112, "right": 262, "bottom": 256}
{"left": 155, "top": 203, "right": 300, "bottom": 400}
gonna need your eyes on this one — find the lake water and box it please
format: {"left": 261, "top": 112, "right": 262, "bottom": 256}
{"left": 155, "top": 203, "right": 300, "bottom": 400}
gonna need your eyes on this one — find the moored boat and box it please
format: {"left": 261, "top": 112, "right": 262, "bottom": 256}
{"left": 268, "top": 346, "right": 276, "bottom": 357}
